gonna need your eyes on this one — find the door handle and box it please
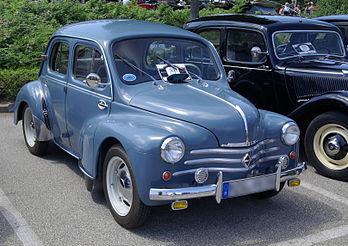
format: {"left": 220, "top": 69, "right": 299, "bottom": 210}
{"left": 97, "top": 100, "right": 108, "bottom": 110}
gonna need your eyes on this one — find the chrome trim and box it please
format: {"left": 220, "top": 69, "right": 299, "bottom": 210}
{"left": 149, "top": 162, "right": 306, "bottom": 201}
{"left": 190, "top": 139, "right": 275, "bottom": 155}
{"left": 187, "top": 84, "right": 249, "bottom": 143}
{"left": 220, "top": 140, "right": 258, "bottom": 148}
{"left": 173, "top": 167, "right": 248, "bottom": 177}
{"left": 53, "top": 139, "right": 80, "bottom": 159}
{"left": 78, "top": 162, "right": 95, "bottom": 180}
{"left": 285, "top": 68, "right": 343, "bottom": 75}
{"left": 272, "top": 30, "right": 346, "bottom": 60}
{"left": 224, "top": 64, "right": 272, "bottom": 72}
{"left": 160, "top": 137, "right": 185, "bottom": 164}
{"left": 256, "top": 155, "right": 282, "bottom": 164}
{"left": 251, "top": 147, "right": 279, "bottom": 160}
{"left": 281, "top": 122, "right": 300, "bottom": 146}
{"left": 184, "top": 158, "right": 242, "bottom": 165}
{"left": 68, "top": 82, "right": 112, "bottom": 100}
{"left": 53, "top": 34, "right": 114, "bottom": 101}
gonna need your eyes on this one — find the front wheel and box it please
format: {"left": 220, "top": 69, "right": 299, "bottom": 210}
{"left": 22, "top": 105, "right": 48, "bottom": 156}
{"left": 305, "top": 111, "right": 348, "bottom": 179}
{"left": 103, "top": 145, "right": 150, "bottom": 228}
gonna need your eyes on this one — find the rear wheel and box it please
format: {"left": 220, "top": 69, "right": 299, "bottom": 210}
{"left": 103, "top": 145, "right": 150, "bottom": 228}
{"left": 22, "top": 105, "right": 48, "bottom": 156}
{"left": 305, "top": 111, "right": 348, "bottom": 180}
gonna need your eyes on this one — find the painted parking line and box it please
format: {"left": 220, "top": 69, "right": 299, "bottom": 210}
{"left": 0, "top": 188, "right": 43, "bottom": 246}
{"left": 269, "top": 224, "right": 348, "bottom": 246}
{"left": 301, "top": 181, "right": 348, "bottom": 206}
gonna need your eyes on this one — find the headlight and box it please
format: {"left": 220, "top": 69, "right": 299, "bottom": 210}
{"left": 281, "top": 122, "right": 300, "bottom": 145}
{"left": 160, "top": 137, "right": 185, "bottom": 164}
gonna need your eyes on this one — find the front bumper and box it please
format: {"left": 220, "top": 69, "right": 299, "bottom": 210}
{"left": 149, "top": 162, "right": 306, "bottom": 203}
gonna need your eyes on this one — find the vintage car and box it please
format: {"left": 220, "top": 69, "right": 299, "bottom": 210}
{"left": 184, "top": 14, "right": 348, "bottom": 180}
{"left": 315, "top": 15, "right": 348, "bottom": 47}
{"left": 13, "top": 19, "right": 305, "bottom": 228}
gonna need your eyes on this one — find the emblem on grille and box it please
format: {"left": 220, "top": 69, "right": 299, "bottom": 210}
{"left": 242, "top": 154, "right": 252, "bottom": 167}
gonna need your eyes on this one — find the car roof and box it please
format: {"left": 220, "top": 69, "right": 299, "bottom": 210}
{"left": 315, "top": 15, "right": 348, "bottom": 22}
{"left": 185, "top": 14, "right": 339, "bottom": 33}
{"left": 54, "top": 19, "right": 202, "bottom": 44}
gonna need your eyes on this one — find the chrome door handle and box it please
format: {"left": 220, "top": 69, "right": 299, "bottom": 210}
{"left": 97, "top": 100, "right": 108, "bottom": 110}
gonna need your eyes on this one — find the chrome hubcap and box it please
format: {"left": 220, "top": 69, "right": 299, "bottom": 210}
{"left": 106, "top": 156, "right": 133, "bottom": 216}
{"left": 23, "top": 107, "right": 36, "bottom": 147}
{"left": 313, "top": 124, "right": 348, "bottom": 170}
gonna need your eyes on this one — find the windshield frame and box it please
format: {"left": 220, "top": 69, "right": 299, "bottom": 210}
{"left": 272, "top": 30, "right": 346, "bottom": 60}
{"left": 111, "top": 36, "right": 222, "bottom": 85}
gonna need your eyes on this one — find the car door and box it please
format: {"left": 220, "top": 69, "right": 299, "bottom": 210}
{"left": 43, "top": 38, "right": 71, "bottom": 149}
{"left": 65, "top": 41, "right": 112, "bottom": 157}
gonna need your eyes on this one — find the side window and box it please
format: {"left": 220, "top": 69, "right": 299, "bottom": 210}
{"left": 73, "top": 45, "right": 107, "bottom": 83}
{"left": 198, "top": 29, "right": 221, "bottom": 51}
{"left": 226, "top": 29, "right": 266, "bottom": 63}
{"left": 50, "top": 42, "right": 69, "bottom": 75}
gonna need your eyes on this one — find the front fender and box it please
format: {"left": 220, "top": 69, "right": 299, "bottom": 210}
{"left": 13, "top": 80, "right": 51, "bottom": 141}
{"left": 288, "top": 91, "right": 348, "bottom": 131}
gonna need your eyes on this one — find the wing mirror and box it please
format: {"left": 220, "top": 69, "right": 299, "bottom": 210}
{"left": 227, "top": 70, "right": 236, "bottom": 83}
{"left": 250, "top": 46, "right": 268, "bottom": 57}
{"left": 84, "top": 73, "right": 110, "bottom": 88}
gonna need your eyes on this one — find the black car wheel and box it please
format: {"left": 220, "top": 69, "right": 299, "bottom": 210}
{"left": 22, "top": 105, "right": 49, "bottom": 156}
{"left": 103, "top": 144, "right": 151, "bottom": 228}
{"left": 305, "top": 111, "right": 348, "bottom": 179}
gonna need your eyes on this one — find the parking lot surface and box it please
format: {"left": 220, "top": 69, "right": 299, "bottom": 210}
{"left": 1, "top": 112, "right": 348, "bottom": 246}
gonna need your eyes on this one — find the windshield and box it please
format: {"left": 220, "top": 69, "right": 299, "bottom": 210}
{"left": 112, "top": 38, "right": 220, "bottom": 84}
{"left": 273, "top": 31, "right": 345, "bottom": 59}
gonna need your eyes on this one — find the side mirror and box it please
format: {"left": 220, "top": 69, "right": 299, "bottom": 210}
{"left": 250, "top": 46, "right": 268, "bottom": 57}
{"left": 227, "top": 70, "right": 236, "bottom": 83}
{"left": 85, "top": 73, "right": 101, "bottom": 88}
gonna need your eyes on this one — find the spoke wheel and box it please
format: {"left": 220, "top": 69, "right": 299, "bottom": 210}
{"left": 22, "top": 105, "right": 48, "bottom": 156}
{"left": 103, "top": 145, "right": 150, "bottom": 228}
{"left": 305, "top": 111, "right": 348, "bottom": 180}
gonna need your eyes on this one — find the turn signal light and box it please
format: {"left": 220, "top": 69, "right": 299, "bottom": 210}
{"left": 290, "top": 151, "right": 297, "bottom": 159}
{"left": 288, "top": 178, "right": 301, "bottom": 187}
{"left": 162, "top": 171, "right": 171, "bottom": 181}
{"left": 171, "top": 200, "right": 188, "bottom": 210}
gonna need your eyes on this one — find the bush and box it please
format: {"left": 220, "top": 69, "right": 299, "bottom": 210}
{"left": 0, "top": 68, "right": 39, "bottom": 100}
{"left": 314, "top": 0, "right": 348, "bottom": 16}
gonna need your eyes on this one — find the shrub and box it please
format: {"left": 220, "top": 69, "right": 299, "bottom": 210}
{"left": 0, "top": 68, "right": 39, "bottom": 100}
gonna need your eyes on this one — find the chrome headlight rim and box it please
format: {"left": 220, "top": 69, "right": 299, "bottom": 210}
{"left": 281, "top": 122, "right": 300, "bottom": 146}
{"left": 160, "top": 136, "right": 185, "bottom": 164}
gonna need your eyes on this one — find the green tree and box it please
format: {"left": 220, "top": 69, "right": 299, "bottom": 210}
{"left": 315, "top": 0, "right": 348, "bottom": 16}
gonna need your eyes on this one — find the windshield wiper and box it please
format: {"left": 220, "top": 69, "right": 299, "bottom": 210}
{"left": 155, "top": 55, "right": 203, "bottom": 83}
{"left": 115, "top": 54, "right": 158, "bottom": 83}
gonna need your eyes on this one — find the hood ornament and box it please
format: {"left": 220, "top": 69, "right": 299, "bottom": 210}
{"left": 242, "top": 154, "right": 252, "bottom": 168}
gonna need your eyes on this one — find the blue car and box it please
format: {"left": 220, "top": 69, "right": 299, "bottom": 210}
{"left": 13, "top": 19, "right": 306, "bottom": 228}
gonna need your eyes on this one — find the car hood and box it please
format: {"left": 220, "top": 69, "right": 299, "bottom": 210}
{"left": 284, "top": 59, "right": 348, "bottom": 74}
{"left": 129, "top": 82, "right": 260, "bottom": 146}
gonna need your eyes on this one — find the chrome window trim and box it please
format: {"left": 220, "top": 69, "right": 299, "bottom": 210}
{"left": 187, "top": 84, "right": 250, "bottom": 143}
{"left": 272, "top": 30, "right": 346, "bottom": 61}
{"left": 53, "top": 35, "right": 114, "bottom": 101}
{"left": 68, "top": 83, "right": 112, "bottom": 100}
{"left": 224, "top": 64, "right": 272, "bottom": 72}
{"left": 225, "top": 27, "right": 269, "bottom": 65}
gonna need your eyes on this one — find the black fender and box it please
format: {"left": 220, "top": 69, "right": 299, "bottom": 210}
{"left": 288, "top": 91, "right": 348, "bottom": 135}
{"left": 231, "top": 79, "right": 264, "bottom": 107}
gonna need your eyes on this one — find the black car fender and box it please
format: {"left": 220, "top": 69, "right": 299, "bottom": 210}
{"left": 288, "top": 91, "right": 348, "bottom": 135}
{"left": 232, "top": 79, "right": 264, "bottom": 107}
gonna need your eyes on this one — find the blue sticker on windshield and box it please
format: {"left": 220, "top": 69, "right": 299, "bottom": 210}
{"left": 123, "top": 74, "right": 136, "bottom": 82}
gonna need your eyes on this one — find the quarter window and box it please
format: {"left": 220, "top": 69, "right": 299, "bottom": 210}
{"left": 73, "top": 45, "right": 107, "bottom": 83}
{"left": 50, "top": 42, "right": 69, "bottom": 75}
{"left": 226, "top": 29, "right": 266, "bottom": 63}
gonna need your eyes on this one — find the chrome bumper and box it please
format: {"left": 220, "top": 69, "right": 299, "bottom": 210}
{"left": 149, "top": 162, "right": 306, "bottom": 203}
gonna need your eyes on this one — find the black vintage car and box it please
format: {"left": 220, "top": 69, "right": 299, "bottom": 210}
{"left": 184, "top": 14, "right": 348, "bottom": 179}
{"left": 315, "top": 15, "right": 348, "bottom": 47}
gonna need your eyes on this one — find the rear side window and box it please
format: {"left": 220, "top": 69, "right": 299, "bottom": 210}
{"left": 50, "top": 42, "right": 69, "bottom": 75}
{"left": 73, "top": 45, "right": 107, "bottom": 83}
{"left": 198, "top": 29, "right": 221, "bottom": 51}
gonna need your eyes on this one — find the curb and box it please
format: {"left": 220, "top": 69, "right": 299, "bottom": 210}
{"left": 0, "top": 103, "right": 14, "bottom": 113}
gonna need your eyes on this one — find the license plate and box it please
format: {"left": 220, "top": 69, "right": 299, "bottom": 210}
{"left": 222, "top": 173, "right": 278, "bottom": 199}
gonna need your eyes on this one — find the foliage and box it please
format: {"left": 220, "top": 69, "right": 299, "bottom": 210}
{"left": 0, "top": 68, "right": 39, "bottom": 100}
{"left": 314, "top": 0, "right": 348, "bottom": 17}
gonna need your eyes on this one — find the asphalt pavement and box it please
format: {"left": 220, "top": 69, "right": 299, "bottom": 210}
{"left": 1, "top": 112, "right": 348, "bottom": 246}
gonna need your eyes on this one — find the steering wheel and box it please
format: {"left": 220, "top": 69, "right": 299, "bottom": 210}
{"left": 184, "top": 63, "right": 202, "bottom": 78}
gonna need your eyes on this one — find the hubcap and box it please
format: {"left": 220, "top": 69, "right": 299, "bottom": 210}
{"left": 23, "top": 107, "right": 36, "bottom": 147}
{"left": 106, "top": 156, "right": 133, "bottom": 216}
{"left": 313, "top": 124, "right": 348, "bottom": 170}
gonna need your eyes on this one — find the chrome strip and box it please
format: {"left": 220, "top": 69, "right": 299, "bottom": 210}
{"left": 251, "top": 147, "right": 280, "bottom": 160}
{"left": 184, "top": 158, "right": 242, "bottom": 165}
{"left": 285, "top": 68, "right": 343, "bottom": 75}
{"left": 53, "top": 139, "right": 80, "bottom": 159}
{"left": 221, "top": 141, "right": 258, "bottom": 147}
{"left": 191, "top": 139, "right": 275, "bottom": 155}
{"left": 173, "top": 167, "right": 248, "bottom": 177}
{"left": 256, "top": 155, "right": 282, "bottom": 164}
{"left": 187, "top": 84, "right": 249, "bottom": 143}
{"left": 224, "top": 64, "right": 272, "bottom": 72}
{"left": 78, "top": 162, "right": 95, "bottom": 180}
{"left": 68, "top": 83, "right": 112, "bottom": 100}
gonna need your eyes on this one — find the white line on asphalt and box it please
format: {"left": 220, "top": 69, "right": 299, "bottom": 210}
{"left": 269, "top": 224, "right": 348, "bottom": 246}
{"left": 301, "top": 181, "right": 348, "bottom": 206}
{"left": 0, "top": 188, "right": 43, "bottom": 246}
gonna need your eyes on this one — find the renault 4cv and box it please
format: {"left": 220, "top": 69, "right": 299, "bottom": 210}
{"left": 13, "top": 20, "right": 305, "bottom": 228}
{"left": 185, "top": 14, "right": 348, "bottom": 180}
